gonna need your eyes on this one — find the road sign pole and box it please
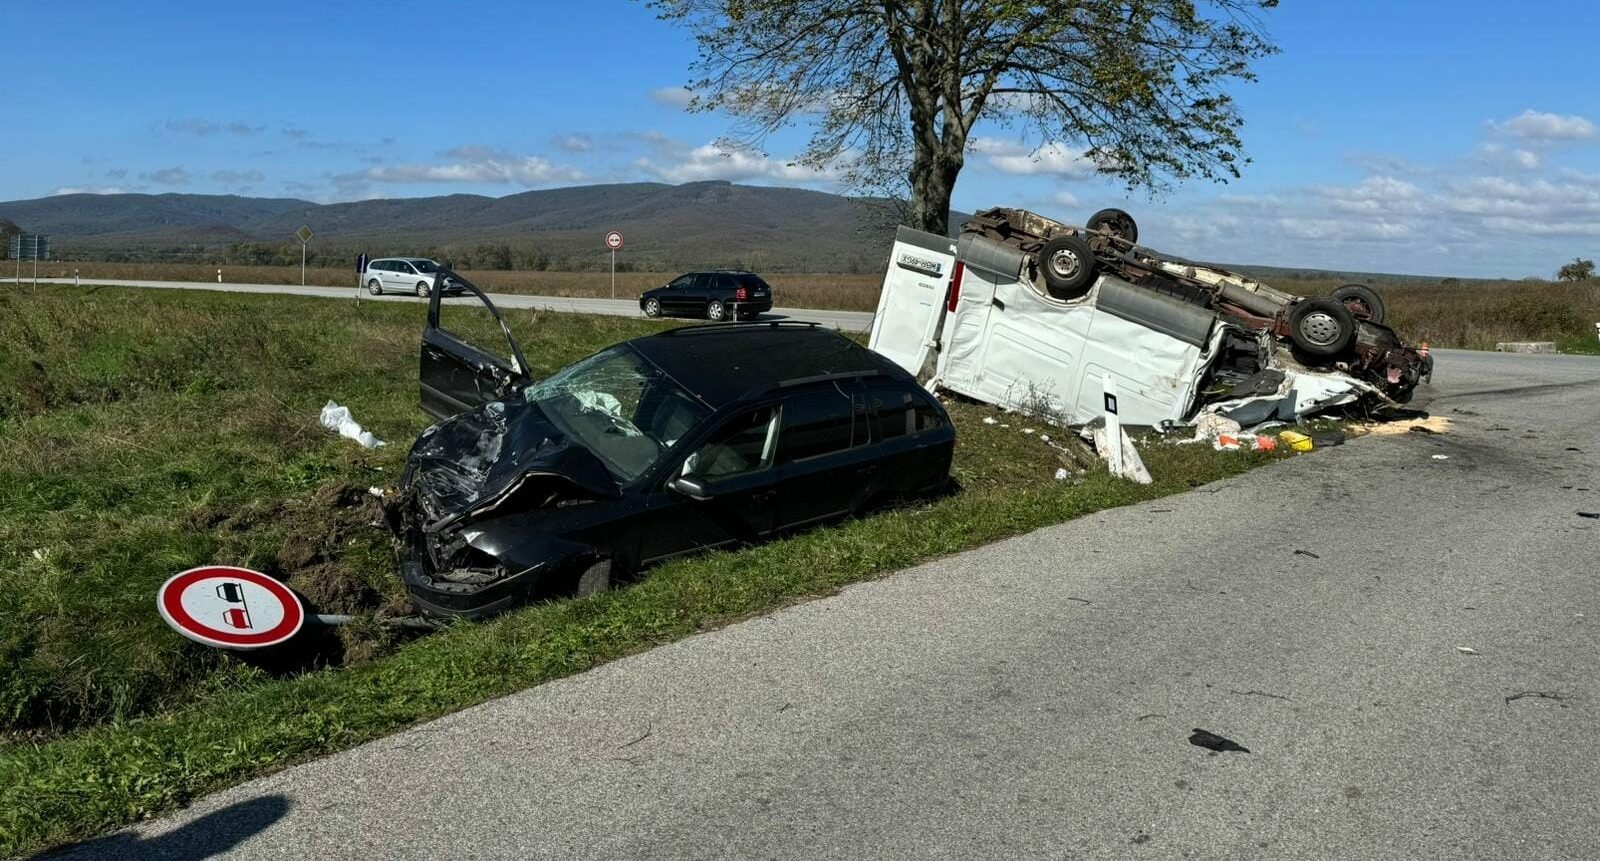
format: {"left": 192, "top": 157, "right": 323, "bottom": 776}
{"left": 611, "top": 249, "right": 616, "bottom": 300}
{"left": 301, "top": 241, "right": 307, "bottom": 286}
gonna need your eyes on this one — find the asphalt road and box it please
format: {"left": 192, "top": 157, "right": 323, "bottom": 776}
{"left": 47, "top": 345, "right": 1600, "bottom": 858}
{"left": 23, "top": 277, "right": 878, "bottom": 332}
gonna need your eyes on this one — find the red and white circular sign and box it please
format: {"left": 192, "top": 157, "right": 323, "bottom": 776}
{"left": 157, "top": 566, "right": 305, "bottom": 650}
{"left": 605, "top": 230, "right": 624, "bottom": 250}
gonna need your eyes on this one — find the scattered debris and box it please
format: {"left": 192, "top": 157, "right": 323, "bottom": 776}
{"left": 1409, "top": 425, "right": 1439, "bottom": 435}
{"left": 319, "top": 400, "right": 386, "bottom": 448}
{"left": 1226, "top": 689, "right": 1292, "bottom": 701}
{"left": 1054, "top": 468, "right": 1071, "bottom": 481}
{"left": 617, "top": 722, "right": 653, "bottom": 749}
{"left": 367, "top": 486, "right": 385, "bottom": 499}
{"left": 1579, "top": 512, "right": 1600, "bottom": 520}
{"left": 1455, "top": 646, "right": 1479, "bottom": 655}
{"left": 1294, "top": 549, "right": 1321, "bottom": 559}
{"left": 1136, "top": 713, "right": 1167, "bottom": 722}
{"left": 1361, "top": 416, "right": 1452, "bottom": 437}
{"left": 1432, "top": 455, "right": 1451, "bottom": 461}
{"left": 1309, "top": 430, "right": 1346, "bottom": 447}
{"left": 1278, "top": 430, "right": 1313, "bottom": 452}
{"left": 1189, "top": 728, "right": 1250, "bottom": 753}
{"left": 982, "top": 416, "right": 998, "bottom": 425}
{"left": 1505, "top": 691, "right": 1569, "bottom": 706}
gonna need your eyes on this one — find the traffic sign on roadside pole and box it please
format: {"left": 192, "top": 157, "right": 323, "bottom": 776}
{"left": 157, "top": 566, "right": 306, "bottom": 650}
{"left": 296, "top": 225, "right": 314, "bottom": 286}
{"left": 606, "top": 230, "right": 624, "bottom": 300}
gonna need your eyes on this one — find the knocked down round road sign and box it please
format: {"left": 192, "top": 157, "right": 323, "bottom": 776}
{"left": 157, "top": 566, "right": 306, "bottom": 649}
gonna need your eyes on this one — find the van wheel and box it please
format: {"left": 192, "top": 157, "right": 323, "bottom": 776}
{"left": 1288, "top": 298, "right": 1357, "bottom": 357}
{"left": 706, "top": 300, "right": 727, "bottom": 321}
{"left": 644, "top": 297, "right": 662, "bottom": 317}
{"left": 415, "top": 282, "right": 430, "bottom": 298}
{"left": 367, "top": 279, "right": 383, "bottom": 295}
{"left": 1037, "top": 234, "right": 1097, "bottom": 299}
{"left": 1087, "top": 208, "right": 1138, "bottom": 244}
{"left": 1331, "top": 283, "right": 1387, "bottom": 324}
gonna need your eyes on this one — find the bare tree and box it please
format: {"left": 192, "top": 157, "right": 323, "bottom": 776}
{"left": 648, "top": 0, "right": 1279, "bottom": 234}
{"left": 1557, "top": 257, "right": 1595, "bottom": 282}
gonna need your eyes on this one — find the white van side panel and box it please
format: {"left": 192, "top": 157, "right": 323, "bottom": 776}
{"left": 866, "top": 227, "right": 958, "bottom": 379}
{"left": 934, "top": 269, "right": 1206, "bottom": 427}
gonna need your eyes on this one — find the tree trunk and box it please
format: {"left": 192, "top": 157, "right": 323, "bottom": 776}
{"left": 908, "top": 146, "right": 962, "bottom": 236}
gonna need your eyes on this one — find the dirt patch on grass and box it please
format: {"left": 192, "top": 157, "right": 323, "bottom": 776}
{"left": 287, "top": 562, "right": 378, "bottom": 615}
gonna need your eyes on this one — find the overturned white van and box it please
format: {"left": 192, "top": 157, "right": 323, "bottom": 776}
{"left": 867, "top": 211, "right": 1431, "bottom": 430}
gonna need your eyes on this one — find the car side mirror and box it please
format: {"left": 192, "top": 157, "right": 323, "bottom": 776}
{"left": 667, "top": 475, "right": 712, "bottom": 500}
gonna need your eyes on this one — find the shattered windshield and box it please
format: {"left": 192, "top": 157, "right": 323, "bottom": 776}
{"left": 522, "top": 346, "right": 709, "bottom": 482}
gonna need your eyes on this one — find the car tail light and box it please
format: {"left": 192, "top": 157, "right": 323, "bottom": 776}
{"left": 946, "top": 262, "right": 965, "bottom": 312}
{"left": 735, "top": 287, "right": 749, "bottom": 300}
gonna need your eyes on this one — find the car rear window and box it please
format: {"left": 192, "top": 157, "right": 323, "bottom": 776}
{"left": 865, "top": 381, "right": 944, "bottom": 440}
{"left": 735, "top": 274, "right": 769, "bottom": 290}
{"left": 780, "top": 386, "right": 863, "bottom": 462}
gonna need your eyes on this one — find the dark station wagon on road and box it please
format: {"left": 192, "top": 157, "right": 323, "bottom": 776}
{"left": 388, "top": 273, "right": 955, "bottom": 619}
{"left": 639, "top": 270, "right": 774, "bottom": 321}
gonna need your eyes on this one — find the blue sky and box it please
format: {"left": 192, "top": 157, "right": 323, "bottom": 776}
{"left": 4, "top": 0, "right": 1599, "bottom": 276}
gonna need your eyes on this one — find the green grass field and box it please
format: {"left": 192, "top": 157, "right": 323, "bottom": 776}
{"left": 0, "top": 285, "right": 1303, "bottom": 856}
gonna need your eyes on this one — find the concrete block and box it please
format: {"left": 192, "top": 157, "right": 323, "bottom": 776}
{"left": 1495, "top": 341, "right": 1558, "bottom": 354}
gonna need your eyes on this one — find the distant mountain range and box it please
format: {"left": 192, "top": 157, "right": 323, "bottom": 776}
{"left": 0, "top": 182, "right": 917, "bottom": 273}
{"left": 0, "top": 182, "right": 1465, "bottom": 282}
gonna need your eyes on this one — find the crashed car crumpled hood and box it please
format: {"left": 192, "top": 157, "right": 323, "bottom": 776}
{"left": 402, "top": 397, "right": 620, "bottom": 523}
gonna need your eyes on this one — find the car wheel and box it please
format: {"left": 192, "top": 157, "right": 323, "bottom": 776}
{"left": 1288, "top": 298, "right": 1357, "bottom": 357}
{"left": 1086, "top": 208, "right": 1138, "bottom": 244}
{"left": 644, "top": 297, "right": 662, "bottom": 318}
{"left": 706, "top": 299, "right": 727, "bottom": 322}
{"left": 576, "top": 559, "right": 611, "bottom": 597}
{"left": 1331, "top": 283, "right": 1387, "bottom": 325}
{"left": 1037, "top": 233, "right": 1097, "bottom": 299}
{"left": 367, "top": 279, "right": 383, "bottom": 295}
{"left": 415, "top": 282, "right": 430, "bottom": 298}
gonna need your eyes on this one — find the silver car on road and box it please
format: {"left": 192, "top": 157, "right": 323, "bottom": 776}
{"left": 364, "top": 258, "right": 463, "bottom": 297}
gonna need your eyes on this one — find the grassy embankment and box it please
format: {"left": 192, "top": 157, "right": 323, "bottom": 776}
{"left": 16, "top": 261, "right": 1600, "bottom": 353}
{"left": 0, "top": 284, "right": 1292, "bottom": 857}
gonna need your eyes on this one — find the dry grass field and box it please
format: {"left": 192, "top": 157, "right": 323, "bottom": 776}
{"left": 9, "top": 261, "right": 1598, "bottom": 352}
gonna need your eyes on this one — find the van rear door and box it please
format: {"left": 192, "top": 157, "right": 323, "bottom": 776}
{"left": 867, "top": 226, "right": 958, "bottom": 380}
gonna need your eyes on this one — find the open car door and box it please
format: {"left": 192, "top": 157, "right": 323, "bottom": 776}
{"left": 420, "top": 270, "right": 532, "bottom": 419}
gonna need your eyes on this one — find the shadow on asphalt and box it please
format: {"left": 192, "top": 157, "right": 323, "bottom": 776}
{"left": 40, "top": 795, "right": 290, "bottom": 861}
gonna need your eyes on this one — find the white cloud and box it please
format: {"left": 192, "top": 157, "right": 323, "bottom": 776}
{"left": 163, "top": 118, "right": 265, "bottom": 136}
{"left": 1488, "top": 109, "right": 1597, "bottom": 142}
{"left": 51, "top": 186, "right": 127, "bottom": 195}
{"left": 634, "top": 142, "right": 839, "bottom": 184}
{"left": 354, "top": 147, "right": 584, "bottom": 186}
{"left": 1051, "top": 190, "right": 1079, "bottom": 208}
{"left": 142, "top": 166, "right": 191, "bottom": 186}
{"left": 986, "top": 141, "right": 1096, "bottom": 178}
{"left": 552, "top": 133, "right": 594, "bottom": 153}
{"left": 649, "top": 86, "right": 694, "bottom": 109}
{"left": 211, "top": 169, "right": 265, "bottom": 185}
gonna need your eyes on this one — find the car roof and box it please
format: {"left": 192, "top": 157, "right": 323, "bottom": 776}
{"left": 627, "top": 324, "right": 904, "bottom": 409}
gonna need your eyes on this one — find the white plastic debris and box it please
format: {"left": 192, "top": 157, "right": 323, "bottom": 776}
{"left": 1054, "top": 468, "right": 1070, "bottom": 481}
{"left": 1023, "top": 428, "right": 1035, "bottom": 435}
{"left": 367, "top": 486, "right": 385, "bottom": 498}
{"left": 1432, "top": 454, "right": 1450, "bottom": 461}
{"left": 1092, "top": 423, "right": 1153, "bottom": 484}
{"left": 982, "top": 416, "right": 998, "bottom": 425}
{"left": 1039, "top": 434, "right": 1051, "bottom": 442}
{"left": 31, "top": 549, "right": 46, "bottom": 562}
{"left": 1455, "top": 646, "right": 1479, "bottom": 655}
{"left": 320, "top": 400, "right": 386, "bottom": 448}
{"left": 1179, "top": 413, "right": 1243, "bottom": 446}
